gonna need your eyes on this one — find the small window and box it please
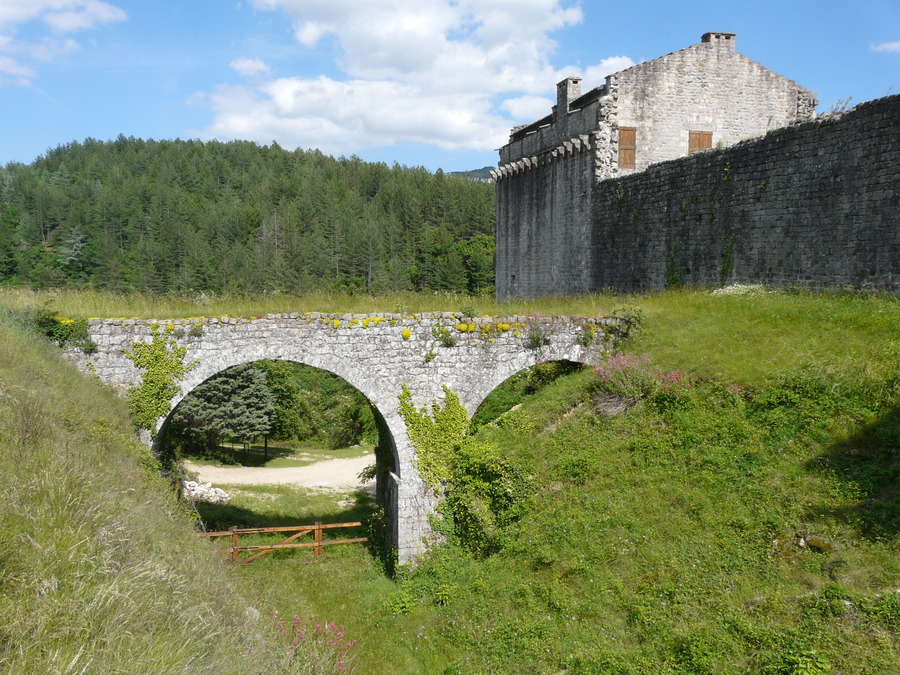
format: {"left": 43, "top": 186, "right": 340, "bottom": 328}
{"left": 618, "top": 127, "right": 636, "bottom": 169}
{"left": 689, "top": 131, "right": 713, "bottom": 155}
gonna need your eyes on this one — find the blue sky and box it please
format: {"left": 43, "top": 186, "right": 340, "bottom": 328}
{"left": 1, "top": 0, "right": 897, "bottom": 172}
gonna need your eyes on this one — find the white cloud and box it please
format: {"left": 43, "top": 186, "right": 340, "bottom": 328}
{"left": 230, "top": 57, "right": 272, "bottom": 78}
{"left": 197, "top": 1, "right": 633, "bottom": 156}
{"left": 0, "top": 0, "right": 126, "bottom": 32}
{"left": 0, "top": 53, "right": 34, "bottom": 85}
{"left": 0, "top": 0, "right": 126, "bottom": 85}
{"left": 500, "top": 95, "right": 554, "bottom": 121}
{"left": 194, "top": 76, "right": 511, "bottom": 155}
{"left": 583, "top": 56, "right": 637, "bottom": 84}
{"left": 872, "top": 40, "right": 900, "bottom": 53}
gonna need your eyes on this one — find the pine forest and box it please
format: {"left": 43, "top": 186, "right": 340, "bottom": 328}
{"left": 0, "top": 136, "right": 495, "bottom": 295}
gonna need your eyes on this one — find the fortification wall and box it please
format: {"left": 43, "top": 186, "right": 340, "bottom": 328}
{"left": 501, "top": 94, "right": 899, "bottom": 297}
{"left": 496, "top": 138, "right": 596, "bottom": 298}
{"left": 499, "top": 100, "right": 602, "bottom": 164}
{"left": 591, "top": 94, "right": 900, "bottom": 293}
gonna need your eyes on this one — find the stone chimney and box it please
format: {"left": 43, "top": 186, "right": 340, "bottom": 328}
{"left": 701, "top": 32, "right": 736, "bottom": 51}
{"left": 554, "top": 77, "right": 582, "bottom": 118}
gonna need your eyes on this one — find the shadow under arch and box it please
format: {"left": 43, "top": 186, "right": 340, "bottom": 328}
{"left": 470, "top": 359, "right": 590, "bottom": 427}
{"left": 151, "top": 358, "right": 401, "bottom": 567}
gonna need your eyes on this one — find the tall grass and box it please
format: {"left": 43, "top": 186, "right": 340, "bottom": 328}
{"left": 0, "top": 320, "right": 340, "bottom": 673}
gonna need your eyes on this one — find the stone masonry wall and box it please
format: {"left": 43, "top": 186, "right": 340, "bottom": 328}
{"left": 590, "top": 95, "right": 900, "bottom": 293}
{"left": 500, "top": 94, "right": 899, "bottom": 297}
{"left": 67, "top": 312, "right": 617, "bottom": 563}
{"left": 613, "top": 35, "right": 815, "bottom": 176}
{"left": 495, "top": 142, "right": 596, "bottom": 300}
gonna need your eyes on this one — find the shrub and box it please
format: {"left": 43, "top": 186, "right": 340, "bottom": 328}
{"left": 593, "top": 353, "right": 658, "bottom": 399}
{"left": 525, "top": 325, "right": 550, "bottom": 349}
{"left": 7, "top": 307, "right": 97, "bottom": 352}
{"left": 432, "top": 325, "right": 457, "bottom": 347}
{"left": 593, "top": 353, "right": 692, "bottom": 405}
{"left": 459, "top": 299, "right": 478, "bottom": 318}
{"left": 274, "top": 615, "right": 357, "bottom": 672}
{"left": 440, "top": 438, "right": 534, "bottom": 556}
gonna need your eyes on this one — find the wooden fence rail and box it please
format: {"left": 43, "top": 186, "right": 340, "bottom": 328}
{"left": 198, "top": 521, "right": 368, "bottom": 565}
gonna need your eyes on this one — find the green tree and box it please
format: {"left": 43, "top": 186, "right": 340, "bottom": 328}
{"left": 5, "top": 137, "right": 495, "bottom": 294}
{"left": 168, "top": 364, "right": 274, "bottom": 456}
{"left": 256, "top": 359, "right": 323, "bottom": 440}
{"left": 0, "top": 205, "right": 21, "bottom": 280}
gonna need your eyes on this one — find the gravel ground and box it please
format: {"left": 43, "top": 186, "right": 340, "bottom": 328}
{"left": 182, "top": 454, "right": 376, "bottom": 490}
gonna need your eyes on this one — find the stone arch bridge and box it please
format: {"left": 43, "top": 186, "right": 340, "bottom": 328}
{"left": 67, "top": 311, "right": 618, "bottom": 563}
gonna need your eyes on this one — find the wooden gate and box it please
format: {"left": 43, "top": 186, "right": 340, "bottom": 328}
{"left": 198, "top": 522, "right": 368, "bottom": 565}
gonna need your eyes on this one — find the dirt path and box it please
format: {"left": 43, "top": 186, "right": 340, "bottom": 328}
{"left": 183, "top": 454, "right": 375, "bottom": 491}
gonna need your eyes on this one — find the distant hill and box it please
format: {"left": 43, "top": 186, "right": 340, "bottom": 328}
{"left": 448, "top": 166, "right": 495, "bottom": 182}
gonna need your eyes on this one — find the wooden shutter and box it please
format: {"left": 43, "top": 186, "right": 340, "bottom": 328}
{"left": 618, "top": 127, "right": 636, "bottom": 169}
{"left": 689, "top": 131, "right": 713, "bottom": 154}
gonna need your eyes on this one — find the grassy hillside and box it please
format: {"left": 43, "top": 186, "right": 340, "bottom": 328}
{"left": 0, "top": 316, "right": 341, "bottom": 673}
{"left": 130, "top": 287, "right": 894, "bottom": 674}
{"left": 1, "top": 287, "right": 897, "bottom": 672}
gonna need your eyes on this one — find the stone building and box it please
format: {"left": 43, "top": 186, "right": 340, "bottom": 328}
{"left": 494, "top": 32, "right": 824, "bottom": 298}
{"left": 497, "top": 32, "right": 817, "bottom": 181}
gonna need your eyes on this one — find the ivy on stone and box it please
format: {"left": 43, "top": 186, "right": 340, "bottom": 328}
{"left": 440, "top": 437, "right": 534, "bottom": 556}
{"left": 397, "top": 384, "right": 470, "bottom": 490}
{"left": 125, "top": 324, "right": 195, "bottom": 430}
{"left": 398, "top": 384, "right": 533, "bottom": 556}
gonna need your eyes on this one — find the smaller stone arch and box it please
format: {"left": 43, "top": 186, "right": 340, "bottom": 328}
{"left": 468, "top": 358, "right": 595, "bottom": 424}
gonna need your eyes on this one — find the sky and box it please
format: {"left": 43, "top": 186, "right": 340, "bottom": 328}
{"left": 0, "top": 0, "right": 897, "bottom": 173}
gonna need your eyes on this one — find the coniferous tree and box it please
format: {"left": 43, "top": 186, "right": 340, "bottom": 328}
{"left": 0, "top": 138, "right": 495, "bottom": 293}
{"left": 169, "top": 364, "right": 274, "bottom": 457}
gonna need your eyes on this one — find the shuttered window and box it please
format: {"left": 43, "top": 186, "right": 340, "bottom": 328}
{"left": 618, "top": 127, "right": 636, "bottom": 169}
{"left": 689, "top": 131, "right": 713, "bottom": 154}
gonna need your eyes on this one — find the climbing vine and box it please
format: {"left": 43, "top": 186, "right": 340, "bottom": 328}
{"left": 398, "top": 384, "right": 534, "bottom": 556}
{"left": 397, "top": 384, "right": 470, "bottom": 490}
{"left": 125, "top": 324, "right": 195, "bottom": 430}
{"left": 720, "top": 233, "right": 736, "bottom": 284}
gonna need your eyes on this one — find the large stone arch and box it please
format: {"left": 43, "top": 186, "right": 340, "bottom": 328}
{"left": 156, "top": 349, "right": 418, "bottom": 562}
{"left": 160, "top": 352, "right": 401, "bottom": 474}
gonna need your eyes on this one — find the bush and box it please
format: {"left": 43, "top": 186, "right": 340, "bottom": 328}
{"left": 2, "top": 306, "right": 96, "bottom": 352}
{"left": 432, "top": 325, "right": 457, "bottom": 347}
{"left": 440, "top": 438, "right": 534, "bottom": 556}
{"left": 593, "top": 353, "right": 692, "bottom": 404}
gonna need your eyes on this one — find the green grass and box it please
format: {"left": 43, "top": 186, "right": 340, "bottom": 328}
{"left": 0, "top": 320, "right": 340, "bottom": 673}
{"left": 354, "top": 361, "right": 896, "bottom": 673}
{"left": 188, "top": 287, "right": 899, "bottom": 674}
{"left": 3, "top": 286, "right": 898, "bottom": 673}
{"left": 194, "top": 484, "right": 375, "bottom": 532}
{"left": 629, "top": 288, "right": 900, "bottom": 386}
